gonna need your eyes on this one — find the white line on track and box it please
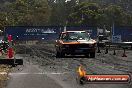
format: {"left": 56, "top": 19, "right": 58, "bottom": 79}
{"left": 0, "top": 72, "right": 8, "bottom": 75}
{"left": 7, "top": 72, "right": 71, "bottom": 75}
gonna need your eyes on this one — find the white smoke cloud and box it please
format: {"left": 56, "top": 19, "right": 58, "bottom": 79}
{"left": 65, "top": 0, "right": 71, "bottom": 2}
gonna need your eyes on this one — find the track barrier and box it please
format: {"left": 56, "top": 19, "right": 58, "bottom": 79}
{"left": 96, "top": 43, "right": 130, "bottom": 58}
{"left": 105, "top": 48, "right": 108, "bottom": 54}
{"left": 113, "top": 49, "right": 116, "bottom": 55}
{"left": 122, "top": 48, "right": 127, "bottom": 57}
{"left": 97, "top": 46, "right": 101, "bottom": 53}
{"left": 0, "top": 59, "right": 23, "bottom": 65}
{"left": 0, "top": 35, "right": 23, "bottom": 66}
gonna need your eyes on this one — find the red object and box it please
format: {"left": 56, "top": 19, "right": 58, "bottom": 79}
{"left": 8, "top": 48, "right": 13, "bottom": 59}
{"left": 8, "top": 35, "right": 12, "bottom": 42}
{"left": 84, "top": 74, "right": 130, "bottom": 83}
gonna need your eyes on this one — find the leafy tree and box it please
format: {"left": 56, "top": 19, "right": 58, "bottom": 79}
{"left": 67, "top": 2, "right": 103, "bottom": 26}
{"left": 0, "top": 13, "right": 7, "bottom": 30}
{"left": 48, "top": 0, "right": 76, "bottom": 25}
{"left": 0, "top": 0, "right": 132, "bottom": 28}
{"left": 67, "top": 2, "right": 132, "bottom": 29}
{"left": 0, "top": 0, "right": 51, "bottom": 26}
{"left": 104, "top": 5, "right": 132, "bottom": 27}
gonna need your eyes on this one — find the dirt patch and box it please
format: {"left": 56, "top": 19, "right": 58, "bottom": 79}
{"left": 0, "top": 65, "right": 11, "bottom": 88}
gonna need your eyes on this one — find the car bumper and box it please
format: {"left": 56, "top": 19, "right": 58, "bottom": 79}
{"left": 61, "top": 48, "right": 96, "bottom": 54}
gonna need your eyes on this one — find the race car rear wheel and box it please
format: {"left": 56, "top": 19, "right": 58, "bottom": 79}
{"left": 90, "top": 52, "right": 95, "bottom": 58}
{"left": 85, "top": 54, "right": 89, "bottom": 58}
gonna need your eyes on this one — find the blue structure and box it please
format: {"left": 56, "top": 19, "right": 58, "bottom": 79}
{"left": 5, "top": 26, "right": 63, "bottom": 40}
{"left": 112, "top": 26, "right": 132, "bottom": 42}
{"left": 5, "top": 26, "right": 97, "bottom": 40}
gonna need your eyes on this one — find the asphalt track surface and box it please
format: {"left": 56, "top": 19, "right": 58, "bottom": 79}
{"left": 6, "top": 42, "right": 132, "bottom": 88}
{"left": 7, "top": 63, "right": 62, "bottom": 88}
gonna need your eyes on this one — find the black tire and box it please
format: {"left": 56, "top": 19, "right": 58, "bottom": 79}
{"left": 90, "top": 52, "right": 95, "bottom": 58}
{"left": 56, "top": 51, "right": 65, "bottom": 58}
{"left": 56, "top": 51, "right": 60, "bottom": 58}
{"left": 85, "top": 54, "right": 89, "bottom": 58}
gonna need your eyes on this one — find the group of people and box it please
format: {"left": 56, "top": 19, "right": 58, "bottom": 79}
{"left": 0, "top": 41, "right": 9, "bottom": 54}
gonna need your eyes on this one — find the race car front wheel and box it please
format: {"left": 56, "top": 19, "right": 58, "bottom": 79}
{"left": 56, "top": 51, "right": 65, "bottom": 58}
{"left": 90, "top": 52, "right": 95, "bottom": 58}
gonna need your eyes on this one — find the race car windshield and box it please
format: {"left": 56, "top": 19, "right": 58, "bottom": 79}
{"left": 63, "top": 32, "right": 90, "bottom": 41}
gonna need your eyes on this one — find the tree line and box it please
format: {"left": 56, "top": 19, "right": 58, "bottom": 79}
{"left": 0, "top": 0, "right": 132, "bottom": 30}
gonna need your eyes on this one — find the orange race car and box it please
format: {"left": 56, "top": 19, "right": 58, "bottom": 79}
{"left": 55, "top": 31, "right": 97, "bottom": 58}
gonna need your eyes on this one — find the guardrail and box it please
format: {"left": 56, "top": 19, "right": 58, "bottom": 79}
{"left": 105, "top": 42, "right": 132, "bottom": 49}
{"left": 97, "top": 42, "right": 132, "bottom": 57}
